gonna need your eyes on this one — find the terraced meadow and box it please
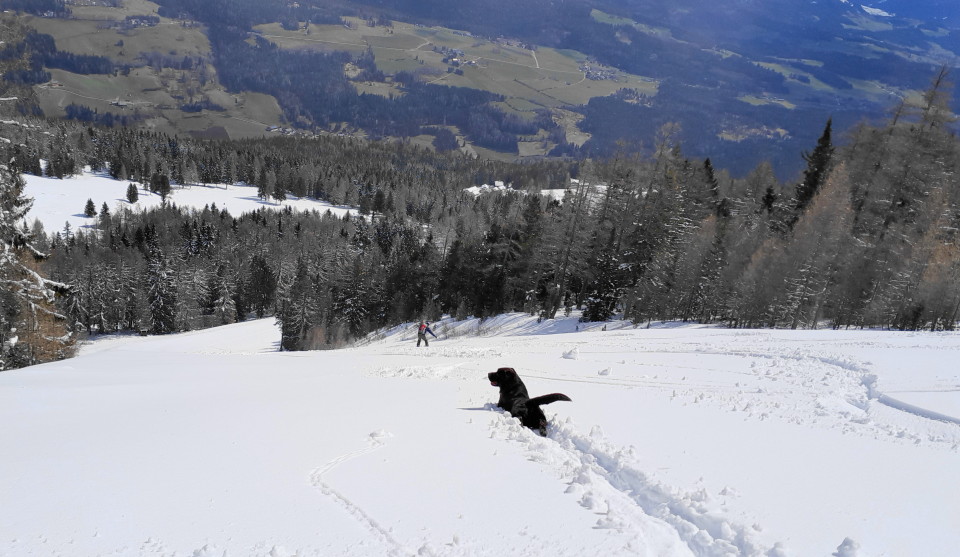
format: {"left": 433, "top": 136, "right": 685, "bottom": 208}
{"left": 247, "top": 17, "right": 659, "bottom": 156}
{"left": 254, "top": 18, "right": 659, "bottom": 113}
{"left": 25, "top": 4, "right": 657, "bottom": 152}
{"left": 24, "top": 2, "right": 283, "bottom": 140}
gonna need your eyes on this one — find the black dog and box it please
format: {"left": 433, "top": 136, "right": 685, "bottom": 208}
{"left": 488, "top": 367, "right": 571, "bottom": 436}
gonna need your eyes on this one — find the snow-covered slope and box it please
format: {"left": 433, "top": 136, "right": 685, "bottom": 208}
{"left": 21, "top": 168, "right": 356, "bottom": 235}
{"left": 2, "top": 314, "right": 959, "bottom": 556}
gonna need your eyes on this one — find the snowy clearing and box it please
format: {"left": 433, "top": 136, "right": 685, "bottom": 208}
{"left": 2, "top": 313, "right": 959, "bottom": 556}
{"left": 21, "top": 168, "right": 357, "bottom": 235}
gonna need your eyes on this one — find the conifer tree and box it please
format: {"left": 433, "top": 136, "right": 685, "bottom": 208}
{"left": 117, "top": 262, "right": 141, "bottom": 331}
{"left": 791, "top": 119, "right": 834, "bottom": 227}
{"left": 203, "top": 262, "right": 236, "bottom": 325}
{"left": 99, "top": 202, "right": 111, "bottom": 225}
{"left": 703, "top": 158, "right": 719, "bottom": 200}
{"left": 146, "top": 249, "right": 178, "bottom": 334}
{"left": 246, "top": 254, "right": 277, "bottom": 318}
{"left": 0, "top": 153, "right": 72, "bottom": 369}
{"left": 277, "top": 257, "right": 317, "bottom": 351}
{"left": 776, "top": 164, "right": 854, "bottom": 328}
{"left": 581, "top": 249, "right": 623, "bottom": 322}
{"left": 918, "top": 66, "right": 956, "bottom": 131}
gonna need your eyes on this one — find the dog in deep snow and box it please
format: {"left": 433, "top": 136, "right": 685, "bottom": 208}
{"left": 488, "top": 367, "right": 571, "bottom": 436}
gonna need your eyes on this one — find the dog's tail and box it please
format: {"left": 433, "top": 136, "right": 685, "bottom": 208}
{"left": 527, "top": 393, "right": 572, "bottom": 407}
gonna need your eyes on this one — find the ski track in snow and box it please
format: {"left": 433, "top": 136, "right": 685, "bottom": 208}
{"left": 486, "top": 408, "right": 766, "bottom": 556}
{"left": 862, "top": 374, "right": 960, "bottom": 427}
{"left": 371, "top": 332, "right": 960, "bottom": 452}
{"left": 308, "top": 431, "right": 415, "bottom": 557}
{"left": 6, "top": 314, "right": 959, "bottom": 556}
{"left": 362, "top": 318, "right": 960, "bottom": 554}
{"left": 550, "top": 340, "right": 959, "bottom": 450}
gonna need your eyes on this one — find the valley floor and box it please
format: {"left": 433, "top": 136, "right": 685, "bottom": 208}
{"left": 2, "top": 314, "right": 959, "bottom": 556}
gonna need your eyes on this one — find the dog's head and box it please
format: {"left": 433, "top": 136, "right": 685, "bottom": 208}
{"left": 488, "top": 367, "right": 520, "bottom": 388}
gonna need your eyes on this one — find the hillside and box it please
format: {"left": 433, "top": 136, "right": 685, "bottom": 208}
{"left": 5, "top": 0, "right": 958, "bottom": 177}
{"left": 22, "top": 165, "right": 357, "bottom": 235}
{"left": 2, "top": 80, "right": 959, "bottom": 362}
{"left": 1, "top": 314, "right": 959, "bottom": 556}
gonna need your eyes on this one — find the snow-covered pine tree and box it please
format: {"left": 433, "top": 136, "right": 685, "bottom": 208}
{"left": 246, "top": 253, "right": 277, "bottom": 318}
{"left": 201, "top": 262, "right": 236, "bottom": 325}
{"left": 277, "top": 257, "right": 319, "bottom": 351}
{"left": 211, "top": 267, "right": 237, "bottom": 325}
{"left": 231, "top": 267, "right": 248, "bottom": 321}
{"left": 0, "top": 145, "right": 73, "bottom": 369}
{"left": 332, "top": 247, "right": 378, "bottom": 338}
{"left": 98, "top": 202, "right": 111, "bottom": 231}
{"left": 581, "top": 249, "right": 623, "bottom": 322}
{"left": 185, "top": 266, "right": 210, "bottom": 328}
{"left": 146, "top": 249, "right": 178, "bottom": 334}
{"left": 46, "top": 128, "right": 77, "bottom": 179}
{"left": 77, "top": 265, "right": 108, "bottom": 333}
{"left": 126, "top": 183, "right": 139, "bottom": 204}
{"left": 117, "top": 262, "right": 142, "bottom": 331}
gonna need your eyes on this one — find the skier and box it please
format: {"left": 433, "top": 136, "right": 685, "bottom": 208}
{"left": 417, "top": 321, "right": 437, "bottom": 347}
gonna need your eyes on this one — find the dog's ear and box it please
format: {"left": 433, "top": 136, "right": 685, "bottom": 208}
{"left": 496, "top": 367, "right": 516, "bottom": 376}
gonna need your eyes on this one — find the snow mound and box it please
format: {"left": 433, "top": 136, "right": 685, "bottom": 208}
{"left": 832, "top": 537, "right": 861, "bottom": 557}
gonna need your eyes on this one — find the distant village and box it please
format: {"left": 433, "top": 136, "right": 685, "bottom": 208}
{"left": 579, "top": 61, "right": 618, "bottom": 81}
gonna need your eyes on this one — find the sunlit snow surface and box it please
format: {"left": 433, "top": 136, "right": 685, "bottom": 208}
{"left": 21, "top": 168, "right": 356, "bottom": 235}
{"left": 861, "top": 5, "right": 894, "bottom": 18}
{"left": 2, "top": 313, "right": 959, "bottom": 556}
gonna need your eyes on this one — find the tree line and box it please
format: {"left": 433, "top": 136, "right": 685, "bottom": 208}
{"left": 1, "top": 70, "right": 959, "bottom": 370}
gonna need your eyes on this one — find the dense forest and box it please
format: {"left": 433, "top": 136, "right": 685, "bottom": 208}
{"left": 2, "top": 67, "right": 959, "bottom": 371}
{"left": 0, "top": 29, "right": 115, "bottom": 85}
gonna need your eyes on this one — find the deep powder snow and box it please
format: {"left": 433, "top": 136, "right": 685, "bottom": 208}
{"left": 2, "top": 313, "right": 959, "bottom": 556}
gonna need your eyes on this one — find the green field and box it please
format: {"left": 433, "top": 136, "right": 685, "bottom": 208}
{"left": 25, "top": 4, "right": 283, "bottom": 140}
{"left": 755, "top": 59, "right": 915, "bottom": 107}
{"left": 26, "top": 8, "right": 657, "bottom": 156}
{"left": 738, "top": 95, "right": 797, "bottom": 109}
{"left": 36, "top": 68, "right": 282, "bottom": 140}
{"left": 589, "top": 9, "right": 678, "bottom": 41}
{"left": 843, "top": 12, "right": 895, "bottom": 32}
{"left": 68, "top": 0, "right": 162, "bottom": 21}
{"left": 247, "top": 16, "right": 659, "bottom": 157}
{"left": 255, "top": 18, "right": 658, "bottom": 112}
{"left": 553, "top": 108, "right": 591, "bottom": 146}
{"left": 25, "top": 14, "right": 210, "bottom": 66}
{"left": 757, "top": 61, "right": 839, "bottom": 93}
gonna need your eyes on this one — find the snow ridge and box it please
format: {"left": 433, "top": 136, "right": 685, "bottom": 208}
{"left": 553, "top": 422, "right": 766, "bottom": 556}
{"left": 487, "top": 408, "right": 768, "bottom": 556}
{"left": 863, "top": 374, "right": 960, "bottom": 427}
